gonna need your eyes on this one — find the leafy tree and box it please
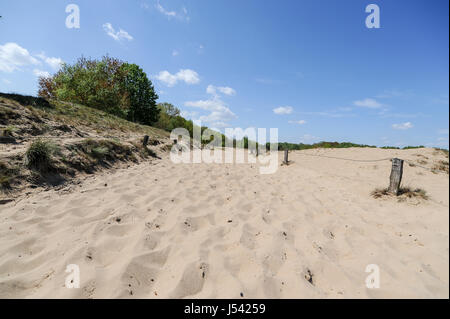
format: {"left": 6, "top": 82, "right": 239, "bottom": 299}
{"left": 38, "top": 56, "right": 159, "bottom": 125}
{"left": 121, "top": 63, "right": 159, "bottom": 125}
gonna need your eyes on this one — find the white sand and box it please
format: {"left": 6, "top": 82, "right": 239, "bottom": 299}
{"left": 0, "top": 147, "right": 448, "bottom": 298}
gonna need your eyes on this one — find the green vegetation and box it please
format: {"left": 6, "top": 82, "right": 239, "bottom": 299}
{"left": 380, "top": 146, "right": 400, "bottom": 150}
{"left": 155, "top": 102, "right": 195, "bottom": 135}
{"left": 277, "top": 141, "right": 377, "bottom": 151}
{"left": 402, "top": 145, "right": 425, "bottom": 150}
{"left": 1, "top": 125, "right": 17, "bottom": 137}
{"left": 0, "top": 95, "right": 168, "bottom": 139}
{"left": 38, "top": 56, "right": 159, "bottom": 126}
{"left": 25, "top": 139, "right": 57, "bottom": 172}
{"left": 0, "top": 161, "right": 19, "bottom": 189}
{"left": 0, "top": 92, "right": 50, "bottom": 108}
{"left": 67, "top": 139, "right": 133, "bottom": 163}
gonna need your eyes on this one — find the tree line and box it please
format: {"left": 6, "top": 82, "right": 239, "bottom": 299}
{"left": 37, "top": 56, "right": 428, "bottom": 152}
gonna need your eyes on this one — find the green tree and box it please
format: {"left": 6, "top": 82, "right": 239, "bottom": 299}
{"left": 121, "top": 63, "right": 159, "bottom": 125}
{"left": 38, "top": 56, "right": 159, "bottom": 125}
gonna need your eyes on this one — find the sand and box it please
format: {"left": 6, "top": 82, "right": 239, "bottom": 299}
{"left": 0, "top": 147, "right": 448, "bottom": 298}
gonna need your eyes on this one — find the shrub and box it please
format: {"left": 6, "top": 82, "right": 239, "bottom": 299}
{"left": 25, "top": 139, "right": 56, "bottom": 172}
{"left": 403, "top": 145, "right": 425, "bottom": 150}
{"left": 38, "top": 56, "right": 159, "bottom": 126}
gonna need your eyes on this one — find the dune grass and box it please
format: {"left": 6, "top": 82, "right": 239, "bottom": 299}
{"left": 25, "top": 139, "right": 57, "bottom": 172}
{"left": 0, "top": 161, "right": 20, "bottom": 190}
{"left": 371, "top": 187, "right": 429, "bottom": 200}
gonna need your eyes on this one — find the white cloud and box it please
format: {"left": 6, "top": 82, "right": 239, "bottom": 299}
{"left": 33, "top": 69, "right": 50, "bottom": 78}
{"left": 172, "top": 50, "right": 179, "bottom": 56}
{"left": 185, "top": 97, "right": 236, "bottom": 128}
{"left": 0, "top": 42, "right": 40, "bottom": 73}
{"left": 180, "top": 110, "right": 198, "bottom": 119}
{"left": 103, "top": 23, "right": 133, "bottom": 42}
{"left": 273, "top": 106, "right": 293, "bottom": 115}
{"left": 177, "top": 69, "right": 199, "bottom": 84}
{"left": 288, "top": 120, "right": 306, "bottom": 125}
{"left": 207, "top": 85, "right": 236, "bottom": 96}
{"left": 155, "top": 69, "right": 200, "bottom": 87}
{"left": 36, "top": 53, "right": 63, "bottom": 70}
{"left": 438, "top": 128, "right": 449, "bottom": 135}
{"left": 1, "top": 79, "right": 11, "bottom": 84}
{"left": 45, "top": 57, "right": 63, "bottom": 70}
{"left": 392, "top": 122, "right": 413, "bottom": 130}
{"left": 155, "top": 1, "right": 189, "bottom": 21}
{"left": 155, "top": 71, "right": 177, "bottom": 86}
{"left": 156, "top": 1, "right": 176, "bottom": 17}
{"left": 354, "top": 98, "right": 382, "bottom": 108}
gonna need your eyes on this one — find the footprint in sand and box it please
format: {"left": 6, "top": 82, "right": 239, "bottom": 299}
{"left": 169, "top": 262, "right": 208, "bottom": 298}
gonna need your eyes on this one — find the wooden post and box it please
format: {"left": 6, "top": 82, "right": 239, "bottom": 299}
{"left": 388, "top": 158, "right": 404, "bottom": 195}
{"left": 256, "top": 147, "right": 259, "bottom": 157}
{"left": 143, "top": 135, "right": 149, "bottom": 147}
{"left": 283, "top": 149, "right": 289, "bottom": 165}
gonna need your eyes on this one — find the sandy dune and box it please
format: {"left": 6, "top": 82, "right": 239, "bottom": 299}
{"left": 0, "top": 147, "right": 448, "bottom": 298}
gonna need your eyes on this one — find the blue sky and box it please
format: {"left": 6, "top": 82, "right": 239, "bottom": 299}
{"left": 0, "top": 0, "right": 448, "bottom": 147}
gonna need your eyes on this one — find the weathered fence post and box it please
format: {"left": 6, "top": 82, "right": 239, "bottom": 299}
{"left": 143, "top": 135, "right": 149, "bottom": 147}
{"left": 388, "top": 158, "right": 404, "bottom": 195}
{"left": 283, "top": 149, "right": 289, "bottom": 165}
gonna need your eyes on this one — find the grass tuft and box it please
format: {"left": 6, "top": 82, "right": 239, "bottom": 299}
{"left": 371, "top": 187, "right": 429, "bottom": 200}
{"left": 0, "top": 161, "right": 19, "bottom": 190}
{"left": 25, "top": 139, "right": 56, "bottom": 172}
{"left": 1, "top": 125, "right": 17, "bottom": 137}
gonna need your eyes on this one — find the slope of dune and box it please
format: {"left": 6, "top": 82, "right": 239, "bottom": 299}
{"left": 0, "top": 94, "right": 170, "bottom": 200}
{"left": 0, "top": 147, "right": 448, "bottom": 298}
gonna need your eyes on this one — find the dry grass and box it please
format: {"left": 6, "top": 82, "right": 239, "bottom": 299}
{"left": 432, "top": 160, "right": 449, "bottom": 174}
{"left": 25, "top": 139, "right": 57, "bottom": 173}
{"left": 371, "top": 187, "right": 429, "bottom": 200}
{"left": 0, "top": 161, "right": 19, "bottom": 190}
{"left": 417, "top": 159, "right": 428, "bottom": 165}
{"left": 434, "top": 148, "right": 449, "bottom": 158}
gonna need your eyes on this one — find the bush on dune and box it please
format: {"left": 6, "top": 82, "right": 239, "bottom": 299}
{"left": 25, "top": 139, "right": 57, "bottom": 172}
{"left": 38, "top": 56, "right": 159, "bottom": 126}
